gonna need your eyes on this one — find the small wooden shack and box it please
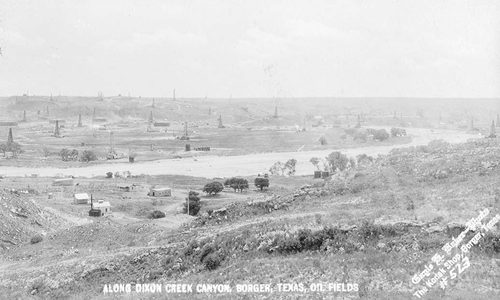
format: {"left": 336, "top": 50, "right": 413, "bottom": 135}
{"left": 52, "top": 178, "right": 74, "bottom": 186}
{"left": 73, "top": 193, "right": 90, "bottom": 204}
{"left": 148, "top": 187, "right": 172, "bottom": 197}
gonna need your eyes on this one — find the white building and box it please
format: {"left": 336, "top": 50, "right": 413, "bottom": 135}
{"left": 93, "top": 200, "right": 112, "bottom": 216}
{"left": 148, "top": 187, "right": 172, "bottom": 197}
{"left": 73, "top": 193, "right": 90, "bottom": 204}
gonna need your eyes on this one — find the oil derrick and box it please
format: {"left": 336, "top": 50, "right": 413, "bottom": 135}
{"left": 497, "top": 114, "right": 500, "bottom": 127}
{"left": 355, "top": 114, "right": 361, "bottom": 128}
{"left": 173, "top": 89, "right": 176, "bottom": 101}
{"left": 92, "top": 107, "right": 96, "bottom": 123}
{"left": 53, "top": 120, "right": 60, "bottom": 137}
{"left": 7, "top": 128, "right": 14, "bottom": 144}
{"left": 107, "top": 131, "right": 117, "bottom": 159}
{"left": 78, "top": 113, "right": 82, "bottom": 127}
{"left": 148, "top": 111, "right": 154, "bottom": 124}
{"left": 46, "top": 106, "right": 50, "bottom": 116}
{"left": 147, "top": 111, "right": 154, "bottom": 132}
{"left": 218, "top": 114, "right": 225, "bottom": 128}
{"left": 393, "top": 111, "right": 397, "bottom": 119}
{"left": 273, "top": 106, "right": 278, "bottom": 118}
{"left": 180, "top": 122, "right": 189, "bottom": 140}
{"left": 22, "top": 110, "right": 26, "bottom": 122}
{"left": 490, "top": 120, "right": 496, "bottom": 138}
{"left": 469, "top": 118, "right": 474, "bottom": 131}
{"left": 152, "top": 98, "right": 155, "bottom": 108}
{"left": 208, "top": 107, "right": 211, "bottom": 116}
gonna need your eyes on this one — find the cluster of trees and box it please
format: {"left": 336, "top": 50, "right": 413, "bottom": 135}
{"left": 269, "top": 159, "right": 297, "bottom": 176}
{"left": 390, "top": 127, "right": 407, "bottom": 137}
{"left": 344, "top": 128, "right": 390, "bottom": 142}
{"left": 365, "top": 128, "right": 389, "bottom": 141}
{"left": 0, "top": 142, "right": 22, "bottom": 158}
{"left": 310, "top": 151, "right": 373, "bottom": 174}
{"left": 224, "top": 177, "right": 249, "bottom": 192}
{"left": 60, "top": 149, "right": 79, "bottom": 161}
{"left": 59, "top": 148, "right": 97, "bottom": 162}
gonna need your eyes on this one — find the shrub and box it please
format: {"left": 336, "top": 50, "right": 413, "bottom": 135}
{"left": 390, "top": 127, "right": 407, "bottom": 137}
{"left": 203, "top": 182, "right": 224, "bottom": 196}
{"left": 149, "top": 210, "right": 166, "bottom": 219}
{"left": 60, "top": 148, "right": 79, "bottom": 161}
{"left": 30, "top": 235, "right": 43, "bottom": 244}
{"left": 254, "top": 177, "right": 270, "bottom": 191}
{"left": 204, "top": 253, "right": 222, "bottom": 270}
{"left": 199, "top": 243, "right": 215, "bottom": 262}
{"left": 105, "top": 172, "right": 113, "bottom": 178}
{"left": 80, "top": 150, "right": 97, "bottom": 162}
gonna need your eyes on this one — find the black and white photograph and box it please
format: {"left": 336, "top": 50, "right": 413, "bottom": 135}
{"left": 0, "top": 0, "right": 499, "bottom": 299}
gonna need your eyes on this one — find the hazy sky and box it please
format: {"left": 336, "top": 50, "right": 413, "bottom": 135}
{"left": 0, "top": 0, "right": 499, "bottom": 98}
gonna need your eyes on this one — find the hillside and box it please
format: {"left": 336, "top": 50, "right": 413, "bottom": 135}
{"left": 0, "top": 138, "right": 499, "bottom": 299}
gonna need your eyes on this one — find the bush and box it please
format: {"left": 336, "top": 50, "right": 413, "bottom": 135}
{"left": 105, "top": 172, "right": 113, "bottom": 178}
{"left": 59, "top": 148, "right": 79, "bottom": 161}
{"left": 80, "top": 150, "right": 97, "bottom": 162}
{"left": 149, "top": 210, "right": 166, "bottom": 219}
{"left": 203, "top": 182, "right": 224, "bottom": 196}
{"left": 390, "top": 127, "right": 407, "bottom": 137}
{"left": 204, "top": 253, "right": 222, "bottom": 270}
{"left": 367, "top": 128, "right": 389, "bottom": 141}
{"left": 30, "top": 235, "right": 43, "bottom": 244}
{"left": 254, "top": 177, "right": 270, "bottom": 191}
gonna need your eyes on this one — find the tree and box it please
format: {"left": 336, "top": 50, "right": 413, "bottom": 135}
{"left": 390, "top": 127, "right": 407, "bottom": 137}
{"left": 60, "top": 148, "right": 79, "bottom": 161}
{"left": 318, "top": 136, "right": 328, "bottom": 145}
{"left": 254, "top": 177, "right": 270, "bottom": 191}
{"left": 224, "top": 177, "right": 249, "bottom": 192}
{"left": 183, "top": 191, "right": 201, "bottom": 215}
{"left": 367, "top": 128, "right": 389, "bottom": 141}
{"left": 203, "top": 181, "right": 224, "bottom": 196}
{"left": 0, "top": 144, "right": 6, "bottom": 157}
{"left": 284, "top": 158, "right": 297, "bottom": 176}
{"left": 269, "top": 161, "right": 285, "bottom": 175}
{"left": 6, "top": 142, "right": 22, "bottom": 158}
{"left": 310, "top": 157, "right": 321, "bottom": 170}
{"left": 80, "top": 150, "right": 97, "bottom": 162}
{"left": 326, "top": 151, "right": 349, "bottom": 173}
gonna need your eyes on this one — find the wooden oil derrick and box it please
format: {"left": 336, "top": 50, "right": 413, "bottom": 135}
{"left": 490, "top": 120, "right": 496, "bottom": 138}
{"left": 53, "top": 120, "right": 60, "bottom": 137}
{"left": 273, "top": 105, "right": 278, "bottom": 118}
{"left": 78, "top": 113, "right": 82, "bottom": 127}
{"left": 497, "top": 114, "right": 499, "bottom": 127}
{"left": 7, "top": 128, "right": 14, "bottom": 144}
{"left": 218, "top": 114, "right": 224, "bottom": 128}
{"left": 22, "top": 110, "right": 26, "bottom": 122}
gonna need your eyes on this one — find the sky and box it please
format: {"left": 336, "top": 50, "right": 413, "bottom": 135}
{"left": 0, "top": 0, "right": 499, "bottom": 98}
